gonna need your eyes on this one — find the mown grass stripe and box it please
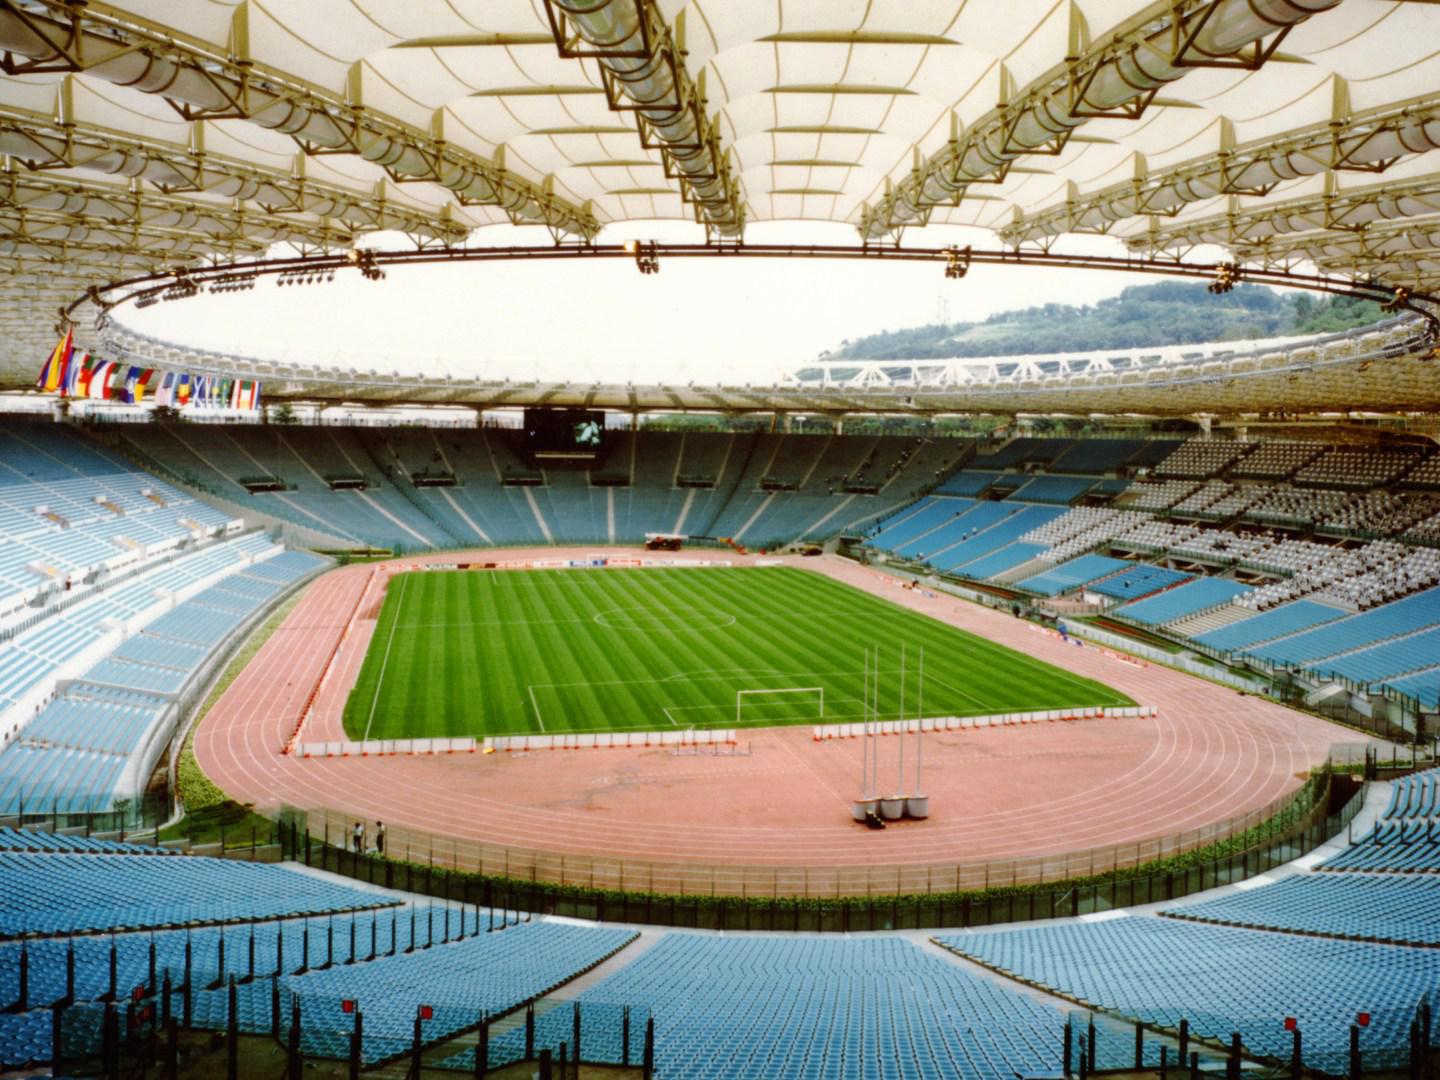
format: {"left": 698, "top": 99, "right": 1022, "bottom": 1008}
{"left": 342, "top": 567, "right": 1131, "bottom": 739}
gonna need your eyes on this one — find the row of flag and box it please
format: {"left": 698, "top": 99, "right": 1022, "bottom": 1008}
{"left": 36, "top": 330, "right": 262, "bottom": 410}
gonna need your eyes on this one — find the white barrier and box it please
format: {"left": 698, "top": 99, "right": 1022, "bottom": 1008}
{"left": 484, "top": 728, "right": 739, "bottom": 753}
{"left": 299, "top": 737, "right": 479, "bottom": 758}
{"left": 810, "top": 705, "right": 1156, "bottom": 741}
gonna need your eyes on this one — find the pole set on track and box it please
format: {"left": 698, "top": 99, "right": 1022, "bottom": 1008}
{"left": 852, "top": 645, "right": 929, "bottom": 824}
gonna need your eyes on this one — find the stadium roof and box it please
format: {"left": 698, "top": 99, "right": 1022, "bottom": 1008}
{"left": 2, "top": 0, "right": 1439, "bottom": 407}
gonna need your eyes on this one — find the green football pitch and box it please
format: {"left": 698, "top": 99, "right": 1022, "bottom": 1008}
{"left": 342, "top": 566, "right": 1132, "bottom": 740}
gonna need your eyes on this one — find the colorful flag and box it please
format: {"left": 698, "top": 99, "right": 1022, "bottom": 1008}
{"left": 175, "top": 374, "right": 192, "bottom": 405}
{"left": 132, "top": 368, "right": 155, "bottom": 404}
{"left": 36, "top": 329, "right": 73, "bottom": 392}
{"left": 233, "top": 380, "right": 260, "bottom": 410}
{"left": 88, "top": 361, "right": 114, "bottom": 399}
{"left": 153, "top": 372, "right": 175, "bottom": 406}
{"left": 69, "top": 352, "right": 93, "bottom": 397}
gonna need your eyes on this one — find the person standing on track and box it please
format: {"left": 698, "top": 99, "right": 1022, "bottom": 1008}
{"left": 352, "top": 821, "right": 365, "bottom": 855}
{"left": 375, "top": 821, "right": 386, "bottom": 856}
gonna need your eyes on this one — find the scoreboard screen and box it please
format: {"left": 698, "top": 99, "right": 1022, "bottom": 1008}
{"left": 524, "top": 408, "right": 606, "bottom": 455}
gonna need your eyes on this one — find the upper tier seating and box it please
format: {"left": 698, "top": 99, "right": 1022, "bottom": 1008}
{"left": 1047, "top": 439, "right": 1149, "bottom": 474}
{"left": 1119, "top": 480, "right": 1201, "bottom": 511}
{"left": 1010, "top": 474, "right": 1095, "bottom": 504}
{"left": 1229, "top": 441, "right": 1326, "bottom": 480}
{"left": 938, "top": 917, "right": 1440, "bottom": 1073}
{"left": 1022, "top": 507, "right": 1150, "bottom": 563}
{"left": 1114, "top": 577, "right": 1251, "bottom": 625}
{"left": 933, "top": 470, "right": 1002, "bottom": 497}
{"left": 1154, "top": 439, "right": 1255, "bottom": 479}
{"left": 1243, "top": 486, "right": 1353, "bottom": 527}
{"left": 1381, "top": 668, "right": 1440, "bottom": 710}
{"left": 1294, "top": 447, "right": 1425, "bottom": 490}
{"left": 0, "top": 422, "right": 239, "bottom": 623}
{"left": 1404, "top": 455, "right": 1440, "bottom": 490}
{"left": 0, "top": 851, "right": 395, "bottom": 936}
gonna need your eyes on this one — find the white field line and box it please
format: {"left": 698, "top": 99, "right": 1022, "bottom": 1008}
{"left": 528, "top": 685, "right": 546, "bottom": 732}
{"left": 363, "top": 572, "right": 411, "bottom": 742}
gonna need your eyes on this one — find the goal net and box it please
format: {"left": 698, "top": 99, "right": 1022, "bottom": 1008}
{"left": 736, "top": 687, "right": 824, "bottom": 726}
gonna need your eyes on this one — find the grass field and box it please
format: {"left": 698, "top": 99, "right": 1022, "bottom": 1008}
{"left": 342, "top": 567, "right": 1132, "bottom": 740}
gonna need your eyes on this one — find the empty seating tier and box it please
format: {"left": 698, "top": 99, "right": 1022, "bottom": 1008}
{"left": 1113, "top": 577, "right": 1251, "bottom": 626}
{"left": 1087, "top": 564, "right": 1191, "bottom": 600}
{"left": 938, "top": 917, "right": 1440, "bottom": 1073}
{"left": 0, "top": 851, "right": 397, "bottom": 937}
{"left": 1161, "top": 873, "right": 1440, "bottom": 945}
{"left": 1016, "top": 554, "right": 1130, "bottom": 596}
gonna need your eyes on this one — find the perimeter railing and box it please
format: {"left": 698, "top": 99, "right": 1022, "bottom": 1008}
{"left": 273, "top": 763, "right": 1367, "bottom": 929}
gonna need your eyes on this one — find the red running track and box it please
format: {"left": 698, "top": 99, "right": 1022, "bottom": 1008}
{"left": 194, "top": 548, "right": 1359, "bottom": 892}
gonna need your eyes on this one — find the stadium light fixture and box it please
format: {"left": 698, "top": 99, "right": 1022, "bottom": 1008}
{"left": 943, "top": 246, "right": 972, "bottom": 280}
{"left": 1207, "top": 262, "right": 1239, "bottom": 294}
{"left": 632, "top": 241, "right": 660, "bottom": 275}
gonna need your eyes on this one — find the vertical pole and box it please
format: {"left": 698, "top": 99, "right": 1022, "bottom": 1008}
{"left": 248, "top": 926, "right": 256, "bottom": 981}
{"left": 1078, "top": 1035, "right": 1088, "bottom": 1080}
{"left": 16, "top": 942, "right": 27, "bottom": 1011}
{"left": 165, "top": 1014, "right": 178, "bottom": 1080}
{"left": 1229, "top": 1033, "right": 1242, "bottom": 1080}
{"left": 1178, "top": 1018, "right": 1188, "bottom": 1066}
{"left": 1134, "top": 1021, "right": 1144, "bottom": 1069}
{"left": 1350, "top": 1024, "right": 1361, "bottom": 1080}
{"left": 277, "top": 924, "right": 285, "bottom": 976}
{"left": 573, "top": 1001, "right": 582, "bottom": 1072}
{"left": 182, "top": 937, "right": 192, "bottom": 1029}
{"left": 271, "top": 975, "right": 280, "bottom": 1038}
{"left": 103, "top": 1001, "right": 118, "bottom": 1080}
{"left": 371, "top": 915, "right": 378, "bottom": 960}
{"left": 539, "top": 1048, "right": 553, "bottom": 1080}
{"left": 51, "top": 1002, "right": 64, "bottom": 1078}
{"left": 1190, "top": 1051, "right": 1199, "bottom": 1080}
{"left": 861, "top": 647, "right": 869, "bottom": 797}
{"left": 287, "top": 998, "right": 302, "bottom": 1080}
{"left": 623, "top": 1006, "right": 631, "bottom": 1067}
{"left": 643, "top": 1016, "right": 655, "bottom": 1080}
{"left": 349, "top": 1010, "right": 363, "bottom": 1080}
{"left": 559, "top": 1042, "right": 568, "bottom": 1080}
{"left": 1291, "top": 1026, "right": 1303, "bottom": 1080}
{"left": 300, "top": 924, "right": 310, "bottom": 973}
{"left": 161, "top": 972, "right": 172, "bottom": 1028}
{"left": 898, "top": 641, "right": 906, "bottom": 796}
{"left": 148, "top": 936, "right": 157, "bottom": 995}
{"left": 410, "top": 1012, "right": 422, "bottom": 1080}
{"left": 476, "top": 1017, "right": 489, "bottom": 1080}
{"left": 525, "top": 1003, "right": 536, "bottom": 1059}
{"left": 1087, "top": 1015, "right": 1096, "bottom": 1074}
{"left": 916, "top": 645, "right": 924, "bottom": 793}
{"left": 1160, "top": 1045, "right": 1168, "bottom": 1080}
{"left": 227, "top": 976, "right": 239, "bottom": 1080}
{"left": 1063, "top": 1021, "right": 1072, "bottom": 1078}
{"left": 108, "top": 938, "right": 118, "bottom": 1001}
{"left": 65, "top": 937, "right": 75, "bottom": 1006}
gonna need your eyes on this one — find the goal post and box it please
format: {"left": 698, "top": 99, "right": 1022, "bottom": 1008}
{"left": 736, "top": 687, "right": 824, "bottom": 726}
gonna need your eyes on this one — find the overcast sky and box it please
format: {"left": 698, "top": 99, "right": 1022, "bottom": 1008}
{"left": 120, "top": 222, "right": 1232, "bottom": 385}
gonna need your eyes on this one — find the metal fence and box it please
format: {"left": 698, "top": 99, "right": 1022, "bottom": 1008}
{"left": 280, "top": 770, "right": 1361, "bottom": 929}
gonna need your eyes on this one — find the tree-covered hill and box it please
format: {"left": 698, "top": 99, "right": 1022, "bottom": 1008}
{"left": 825, "top": 283, "right": 1384, "bottom": 361}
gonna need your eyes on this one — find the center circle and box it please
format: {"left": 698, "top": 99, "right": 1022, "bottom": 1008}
{"left": 592, "top": 607, "right": 737, "bottom": 633}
